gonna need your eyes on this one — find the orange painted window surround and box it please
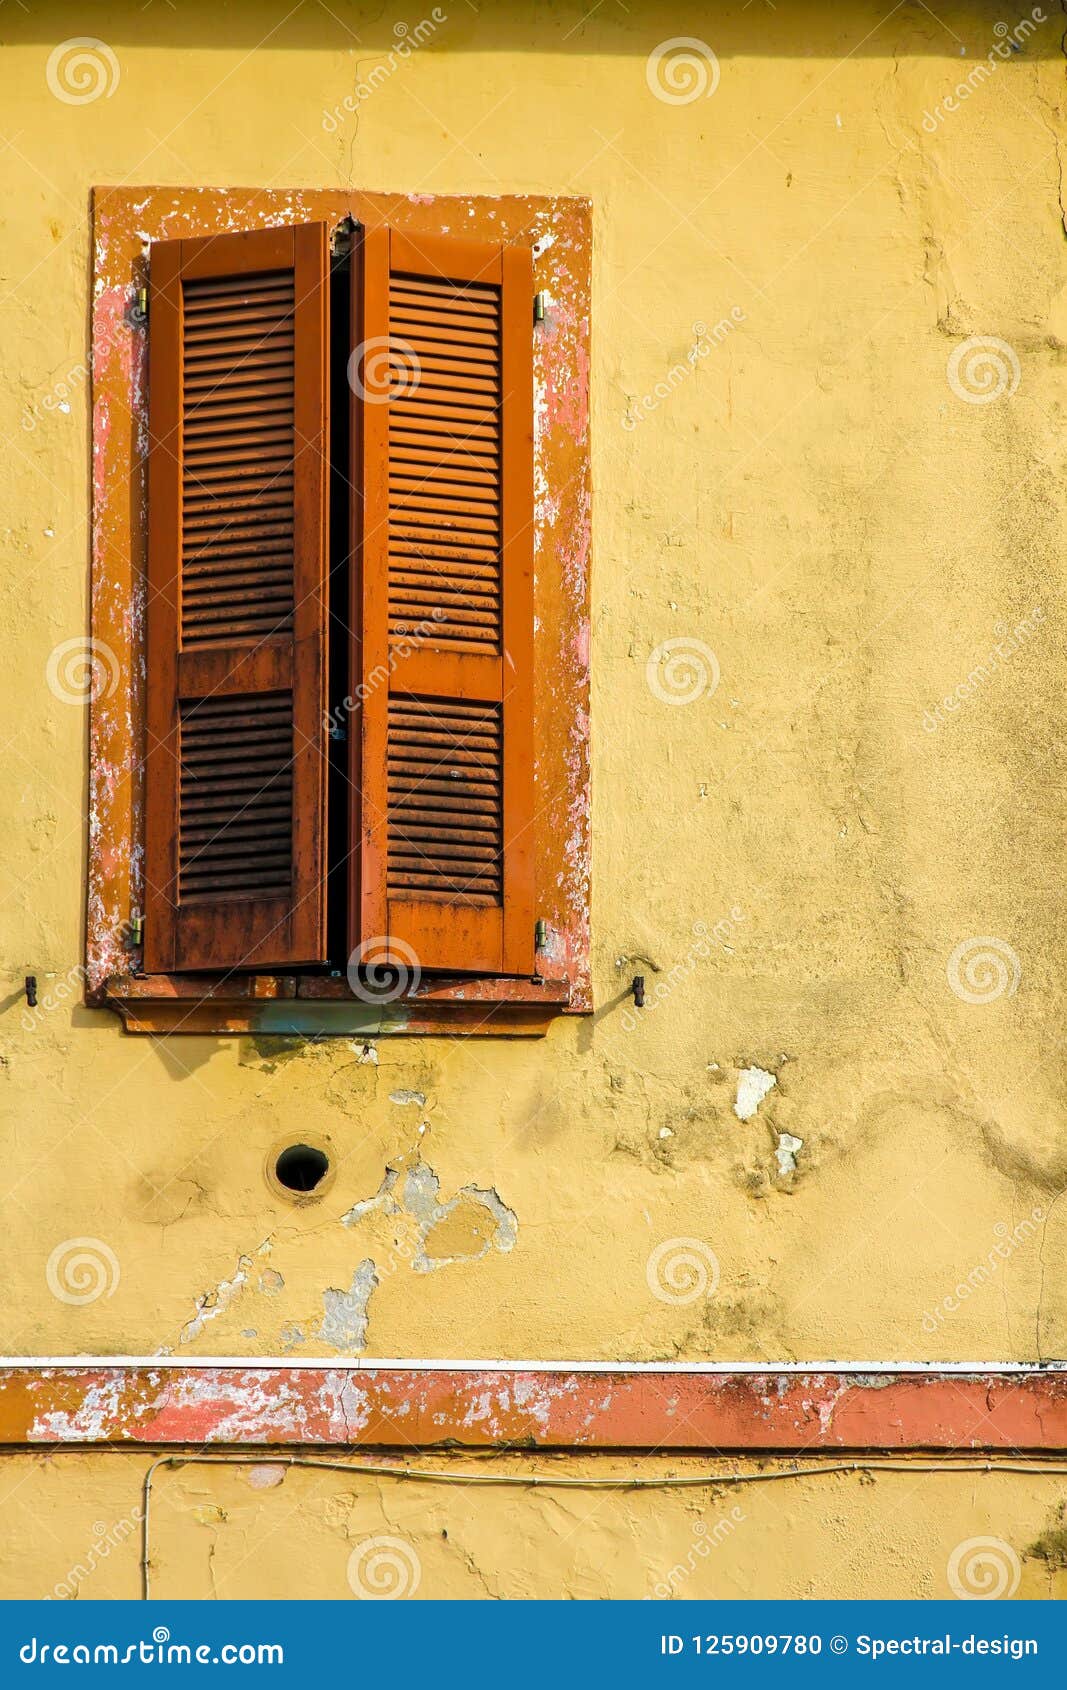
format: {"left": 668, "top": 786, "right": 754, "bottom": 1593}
{"left": 86, "top": 190, "right": 591, "bottom": 1035}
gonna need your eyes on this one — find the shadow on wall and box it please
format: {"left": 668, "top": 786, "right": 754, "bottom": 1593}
{"left": 5, "top": 0, "right": 1063, "bottom": 58}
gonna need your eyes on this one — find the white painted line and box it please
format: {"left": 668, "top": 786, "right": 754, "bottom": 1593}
{"left": 0, "top": 1357, "right": 1064, "bottom": 1375}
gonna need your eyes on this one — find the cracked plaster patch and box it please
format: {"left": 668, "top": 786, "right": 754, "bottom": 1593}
{"left": 340, "top": 1158, "right": 517, "bottom": 1271}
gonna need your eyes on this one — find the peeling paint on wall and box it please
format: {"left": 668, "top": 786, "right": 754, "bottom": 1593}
{"left": 319, "top": 1261, "right": 378, "bottom": 1354}
{"left": 775, "top": 1134, "right": 803, "bottom": 1177}
{"left": 340, "top": 1158, "right": 518, "bottom": 1275}
{"left": 734, "top": 1067, "right": 777, "bottom": 1122}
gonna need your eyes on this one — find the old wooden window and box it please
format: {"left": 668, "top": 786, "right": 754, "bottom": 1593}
{"left": 89, "top": 192, "right": 590, "bottom": 1036}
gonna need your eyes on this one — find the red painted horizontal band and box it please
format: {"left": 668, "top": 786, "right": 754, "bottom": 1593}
{"left": 2, "top": 1367, "right": 1066, "bottom": 1450}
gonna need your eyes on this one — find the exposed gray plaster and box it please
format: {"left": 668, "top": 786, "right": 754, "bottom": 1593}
{"left": 340, "top": 1167, "right": 401, "bottom": 1226}
{"left": 340, "top": 1157, "right": 518, "bottom": 1273}
{"left": 402, "top": 1162, "right": 442, "bottom": 1224}
{"left": 409, "top": 1168, "right": 518, "bottom": 1272}
{"left": 734, "top": 1066, "right": 777, "bottom": 1122}
{"left": 179, "top": 1237, "right": 275, "bottom": 1345}
{"left": 319, "top": 1260, "right": 378, "bottom": 1353}
{"left": 775, "top": 1132, "right": 803, "bottom": 1177}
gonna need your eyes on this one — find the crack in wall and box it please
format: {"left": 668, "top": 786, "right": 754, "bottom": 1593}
{"left": 178, "top": 1237, "right": 274, "bottom": 1346}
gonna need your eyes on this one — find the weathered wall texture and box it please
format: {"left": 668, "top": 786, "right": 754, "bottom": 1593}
{"left": 2, "top": 0, "right": 1067, "bottom": 1598}
{"left": 2, "top": 1452, "right": 1067, "bottom": 1601}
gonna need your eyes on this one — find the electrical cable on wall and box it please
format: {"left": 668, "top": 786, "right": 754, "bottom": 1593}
{"left": 138, "top": 1453, "right": 1067, "bottom": 1601}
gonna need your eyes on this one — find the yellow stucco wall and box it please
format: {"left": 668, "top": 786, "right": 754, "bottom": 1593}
{"left": 0, "top": 1452, "right": 1064, "bottom": 1601}
{"left": 2, "top": 0, "right": 1067, "bottom": 1598}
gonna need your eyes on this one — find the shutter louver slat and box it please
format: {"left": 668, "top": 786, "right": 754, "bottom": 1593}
{"left": 387, "top": 698, "right": 503, "bottom": 904}
{"left": 179, "top": 695, "right": 293, "bottom": 902}
{"left": 387, "top": 270, "right": 503, "bottom": 652}
{"left": 144, "top": 222, "right": 329, "bottom": 974}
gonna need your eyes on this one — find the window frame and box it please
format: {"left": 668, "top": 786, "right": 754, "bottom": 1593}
{"left": 87, "top": 186, "right": 591, "bottom": 1036}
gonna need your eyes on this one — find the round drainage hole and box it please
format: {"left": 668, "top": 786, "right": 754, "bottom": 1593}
{"left": 274, "top": 1143, "right": 329, "bottom": 1194}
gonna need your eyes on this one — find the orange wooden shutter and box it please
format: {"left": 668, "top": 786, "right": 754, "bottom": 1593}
{"left": 144, "top": 223, "right": 330, "bottom": 973}
{"left": 352, "top": 228, "right": 534, "bottom": 975}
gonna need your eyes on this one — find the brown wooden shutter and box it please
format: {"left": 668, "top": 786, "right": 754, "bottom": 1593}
{"left": 352, "top": 228, "right": 535, "bottom": 976}
{"left": 144, "top": 223, "right": 330, "bottom": 973}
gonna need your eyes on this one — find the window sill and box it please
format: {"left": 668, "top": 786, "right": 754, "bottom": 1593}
{"left": 102, "top": 972, "right": 573, "bottom": 1037}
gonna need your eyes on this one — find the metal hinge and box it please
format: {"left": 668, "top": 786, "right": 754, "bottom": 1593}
{"left": 533, "top": 291, "right": 546, "bottom": 324}
{"left": 330, "top": 216, "right": 360, "bottom": 260}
